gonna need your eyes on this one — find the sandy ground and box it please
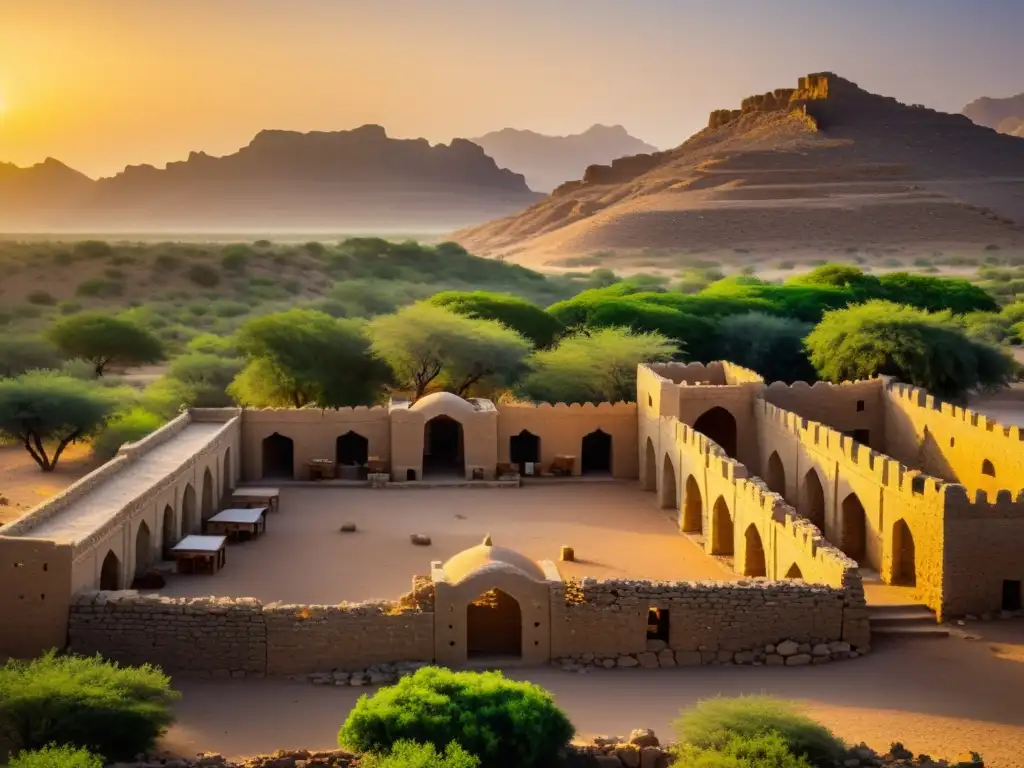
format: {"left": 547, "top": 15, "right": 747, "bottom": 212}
{"left": 0, "top": 442, "right": 99, "bottom": 526}
{"left": 155, "top": 484, "right": 736, "bottom": 604}
{"left": 164, "top": 621, "right": 1024, "bottom": 766}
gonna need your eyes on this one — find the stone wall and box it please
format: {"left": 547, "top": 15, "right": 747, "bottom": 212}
{"left": 763, "top": 378, "right": 884, "bottom": 451}
{"left": 0, "top": 538, "right": 74, "bottom": 658}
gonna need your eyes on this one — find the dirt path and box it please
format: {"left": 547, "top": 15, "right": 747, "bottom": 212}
{"left": 0, "top": 443, "right": 99, "bottom": 526}
{"left": 165, "top": 624, "right": 1024, "bottom": 766}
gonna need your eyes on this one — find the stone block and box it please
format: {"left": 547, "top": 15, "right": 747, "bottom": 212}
{"left": 786, "top": 653, "right": 812, "bottom": 666}
{"left": 656, "top": 649, "right": 675, "bottom": 665}
{"left": 716, "top": 650, "right": 733, "bottom": 663}
{"left": 812, "top": 643, "right": 831, "bottom": 657}
{"left": 640, "top": 747, "right": 668, "bottom": 768}
{"left": 776, "top": 640, "right": 799, "bottom": 656}
{"left": 645, "top": 639, "right": 667, "bottom": 653}
{"left": 617, "top": 656, "right": 639, "bottom": 668}
{"left": 615, "top": 746, "right": 640, "bottom": 767}
{"left": 733, "top": 651, "right": 755, "bottom": 664}
{"left": 765, "top": 654, "right": 784, "bottom": 666}
{"left": 637, "top": 652, "right": 659, "bottom": 669}
{"left": 676, "top": 651, "right": 702, "bottom": 666}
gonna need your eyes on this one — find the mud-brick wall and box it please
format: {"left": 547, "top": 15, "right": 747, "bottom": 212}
{"left": 68, "top": 593, "right": 267, "bottom": 678}
{"left": 264, "top": 603, "right": 434, "bottom": 675}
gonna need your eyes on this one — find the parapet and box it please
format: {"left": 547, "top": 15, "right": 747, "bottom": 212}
{"left": 242, "top": 405, "right": 390, "bottom": 423}
{"left": 641, "top": 361, "right": 764, "bottom": 388}
{"left": 885, "top": 380, "right": 1024, "bottom": 444}
{"left": 941, "top": 483, "right": 1024, "bottom": 520}
{"left": 498, "top": 401, "right": 635, "bottom": 413}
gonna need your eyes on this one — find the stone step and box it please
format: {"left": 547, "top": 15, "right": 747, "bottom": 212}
{"left": 870, "top": 625, "right": 950, "bottom": 639}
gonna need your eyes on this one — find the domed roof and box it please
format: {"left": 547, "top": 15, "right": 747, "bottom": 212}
{"left": 409, "top": 391, "right": 478, "bottom": 418}
{"left": 442, "top": 535, "right": 546, "bottom": 584}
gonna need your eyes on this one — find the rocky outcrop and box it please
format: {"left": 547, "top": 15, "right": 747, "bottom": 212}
{"left": 962, "top": 92, "right": 1024, "bottom": 132}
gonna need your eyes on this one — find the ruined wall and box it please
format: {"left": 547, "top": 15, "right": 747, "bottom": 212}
{"left": 497, "top": 402, "right": 637, "bottom": 478}
{"left": 67, "top": 591, "right": 434, "bottom": 677}
{"left": 884, "top": 382, "right": 1024, "bottom": 498}
{"left": 763, "top": 379, "right": 885, "bottom": 451}
{"left": 241, "top": 408, "right": 390, "bottom": 481}
{"left": 0, "top": 538, "right": 74, "bottom": 658}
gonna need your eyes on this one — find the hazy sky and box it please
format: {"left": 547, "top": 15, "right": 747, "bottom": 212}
{"left": 1, "top": 0, "right": 1022, "bottom": 178}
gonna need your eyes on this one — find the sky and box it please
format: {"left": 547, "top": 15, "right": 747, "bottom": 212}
{"left": 1, "top": 0, "right": 1023, "bottom": 178}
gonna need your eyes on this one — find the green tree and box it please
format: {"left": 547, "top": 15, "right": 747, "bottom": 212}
{"left": 9, "top": 745, "right": 103, "bottom": 768}
{"left": 718, "top": 313, "right": 816, "bottom": 384}
{"left": 368, "top": 304, "right": 532, "bottom": 399}
{"left": 805, "top": 301, "right": 1015, "bottom": 399}
{"left": 91, "top": 408, "right": 166, "bottom": 460}
{"left": 787, "top": 264, "right": 882, "bottom": 297}
{"left": 877, "top": 272, "right": 998, "bottom": 314}
{"left": 47, "top": 313, "right": 163, "bottom": 376}
{"left": 232, "top": 309, "right": 390, "bottom": 407}
{"left": 0, "top": 337, "right": 64, "bottom": 378}
{"left": 429, "top": 291, "right": 565, "bottom": 348}
{"left": 0, "top": 373, "right": 121, "bottom": 471}
{"left": 521, "top": 327, "right": 677, "bottom": 404}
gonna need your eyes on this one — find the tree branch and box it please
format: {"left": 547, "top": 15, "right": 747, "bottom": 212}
{"left": 50, "top": 429, "right": 82, "bottom": 470}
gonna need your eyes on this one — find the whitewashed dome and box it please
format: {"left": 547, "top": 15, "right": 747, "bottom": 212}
{"left": 409, "top": 391, "right": 478, "bottom": 417}
{"left": 442, "top": 535, "right": 546, "bottom": 583}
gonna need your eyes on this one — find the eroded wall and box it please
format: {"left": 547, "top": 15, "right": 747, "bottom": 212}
{"left": 0, "top": 539, "right": 74, "bottom": 658}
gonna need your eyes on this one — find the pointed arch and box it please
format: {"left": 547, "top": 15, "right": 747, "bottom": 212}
{"left": 766, "top": 451, "right": 786, "bottom": 496}
{"left": 581, "top": 429, "right": 612, "bottom": 474}
{"left": 509, "top": 430, "right": 540, "bottom": 473}
{"left": 891, "top": 519, "right": 917, "bottom": 587}
{"left": 841, "top": 492, "right": 867, "bottom": 563}
{"left": 659, "top": 454, "right": 678, "bottom": 510}
{"left": 693, "top": 406, "right": 738, "bottom": 459}
{"left": 711, "top": 496, "right": 734, "bottom": 555}
{"left": 262, "top": 433, "right": 295, "bottom": 479}
{"left": 784, "top": 563, "right": 803, "bottom": 579}
{"left": 222, "top": 448, "right": 233, "bottom": 499}
{"left": 201, "top": 467, "right": 215, "bottom": 521}
{"left": 134, "top": 521, "right": 152, "bottom": 577}
{"left": 100, "top": 550, "right": 121, "bottom": 591}
{"left": 181, "top": 483, "right": 198, "bottom": 537}
{"left": 424, "top": 415, "right": 464, "bottom": 477}
{"left": 643, "top": 438, "right": 656, "bottom": 491}
{"left": 336, "top": 431, "right": 369, "bottom": 466}
{"left": 161, "top": 504, "right": 176, "bottom": 560}
{"left": 743, "top": 524, "right": 767, "bottom": 577}
{"left": 800, "top": 468, "right": 826, "bottom": 530}
{"left": 681, "top": 475, "right": 703, "bottom": 533}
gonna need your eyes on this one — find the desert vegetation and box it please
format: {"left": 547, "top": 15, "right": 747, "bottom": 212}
{"left": 0, "top": 239, "right": 1021, "bottom": 475}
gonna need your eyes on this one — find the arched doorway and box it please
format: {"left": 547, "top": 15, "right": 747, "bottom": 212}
{"left": 711, "top": 496, "right": 734, "bottom": 555}
{"left": 681, "top": 475, "right": 703, "bottom": 533}
{"left": 801, "top": 469, "right": 826, "bottom": 530}
{"left": 581, "top": 429, "right": 612, "bottom": 475}
{"left": 693, "top": 407, "right": 738, "bottom": 459}
{"left": 766, "top": 452, "right": 786, "bottom": 496}
{"left": 135, "top": 521, "right": 152, "bottom": 577}
{"left": 892, "top": 519, "right": 916, "bottom": 586}
{"left": 161, "top": 504, "right": 176, "bottom": 560}
{"left": 336, "top": 431, "right": 369, "bottom": 466}
{"left": 643, "top": 438, "right": 656, "bottom": 491}
{"left": 841, "top": 492, "right": 867, "bottom": 563}
{"left": 743, "top": 524, "right": 767, "bottom": 577}
{"left": 466, "top": 589, "right": 522, "bottom": 659}
{"left": 262, "top": 433, "right": 294, "bottom": 479}
{"left": 100, "top": 551, "right": 120, "bottom": 590}
{"left": 424, "top": 416, "right": 464, "bottom": 477}
{"left": 222, "top": 449, "right": 233, "bottom": 499}
{"left": 660, "top": 454, "right": 677, "bottom": 510}
{"left": 201, "top": 468, "right": 215, "bottom": 521}
{"left": 509, "top": 430, "right": 540, "bottom": 474}
{"left": 181, "top": 484, "right": 197, "bottom": 537}
{"left": 785, "top": 563, "right": 803, "bottom": 579}
{"left": 982, "top": 459, "right": 996, "bottom": 477}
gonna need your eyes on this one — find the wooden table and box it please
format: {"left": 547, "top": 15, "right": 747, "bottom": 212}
{"left": 205, "top": 507, "right": 267, "bottom": 542}
{"left": 232, "top": 487, "right": 280, "bottom": 513}
{"left": 170, "top": 535, "right": 227, "bottom": 575}
{"left": 308, "top": 459, "right": 335, "bottom": 481}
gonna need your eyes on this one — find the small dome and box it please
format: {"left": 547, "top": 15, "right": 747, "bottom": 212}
{"left": 409, "top": 391, "right": 478, "bottom": 418}
{"left": 442, "top": 536, "right": 546, "bottom": 584}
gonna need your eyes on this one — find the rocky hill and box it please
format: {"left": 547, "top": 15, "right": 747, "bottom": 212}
{"left": 0, "top": 126, "right": 541, "bottom": 233}
{"left": 472, "top": 124, "right": 659, "bottom": 193}
{"left": 454, "top": 73, "right": 1024, "bottom": 267}
{"left": 962, "top": 92, "right": 1024, "bottom": 135}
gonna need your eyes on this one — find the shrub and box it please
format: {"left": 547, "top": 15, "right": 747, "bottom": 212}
{"left": 673, "top": 695, "right": 845, "bottom": 767}
{"left": 671, "top": 732, "right": 813, "bottom": 768}
{"left": 28, "top": 290, "right": 56, "bottom": 306}
{"left": 0, "top": 651, "right": 179, "bottom": 761}
{"left": 91, "top": 407, "right": 165, "bottom": 460}
{"left": 58, "top": 301, "right": 82, "bottom": 315}
{"left": 9, "top": 745, "right": 103, "bottom": 768}
{"left": 221, "top": 246, "right": 252, "bottom": 273}
{"left": 186, "top": 263, "right": 221, "bottom": 287}
{"left": 360, "top": 741, "right": 479, "bottom": 768}
{"left": 0, "top": 337, "right": 64, "bottom": 378}
{"left": 338, "top": 667, "right": 574, "bottom": 768}
{"left": 74, "top": 240, "right": 113, "bottom": 259}
{"left": 154, "top": 253, "right": 181, "bottom": 271}
{"left": 76, "top": 278, "right": 124, "bottom": 298}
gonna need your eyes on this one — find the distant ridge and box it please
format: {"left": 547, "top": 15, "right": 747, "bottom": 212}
{"left": 454, "top": 72, "right": 1024, "bottom": 266}
{"left": 471, "top": 124, "right": 658, "bottom": 193}
{"left": 0, "top": 125, "right": 542, "bottom": 233}
{"left": 962, "top": 92, "right": 1024, "bottom": 136}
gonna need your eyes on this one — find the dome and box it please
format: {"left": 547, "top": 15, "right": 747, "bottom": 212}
{"left": 442, "top": 535, "right": 546, "bottom": 584}
{"left": 409, "top": 391, "right": 478, "bottom": 419}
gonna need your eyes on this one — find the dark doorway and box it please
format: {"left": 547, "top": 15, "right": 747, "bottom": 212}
{"left": 222, "top": 449, "right": 233, "bottom": 500}
{"left": 262, "top": 433, "right": 295, "bottom": 479}
{"left": 509, "top": 430, "right": 541, "bottom": 474}
{"left": 693, "top": 407, "right": 738, "bottom": 458}
{"left": 424, "top": 416, "right": 463, "bottom": 477}
{"left": 201, "top": 468, "right": 215, "bottom": 521}
{"left": 743, "top": 524, "right": 767, "bottom": 577}
{"left": 161, "top": 505, "right": 176, "bottom": 560}
{"left": 134, "top": 522, "right": 152, "bottom": 577}
{"left": 660, "top": 454, "right": 677, "bottom": 510}
{"left": 1002, "top": 580, "right": 1022, "bottom": 612}
{"left": 181, "top": 484, "right": 197, "bottom": 537}
{"left": 766, "top": 452, "right": 786, "bottom": 496}
{"left": 467, "top": 589, "right": 522, "bottom": 658}
{"left": 682, "top": 475, "right": 703, "bottom": 533}
{"left": 891, "top": 519, "right": 916, "bottom": 586}
{"left": 712, "top": 496, "right": 734, "bottom": 555}
{"left": 100, "top": 551, "right": 120, "bottom": 590}
{"left": 336, "top": 431, "right": 369, "bottom": 466}
{"left": 647, "top": 608, "right": 669, "bottom": 642}
{"left": 643, "top": 438, "right": 656, "bottom": 491}
{"left": 581, "top": 429, "right": 612, "bottom": 474}
{"left": 841, "top": 492, "right": 867, "bottom": 563}
{"left": 801, "top": 469, "right": 826, "bottom": 531}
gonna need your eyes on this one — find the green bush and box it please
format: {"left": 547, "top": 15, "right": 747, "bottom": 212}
{"left": 360, "top": 741, "right": 480, "bottom": 768}
{"left": 672, "top": 732, "right": 813, "bottom": 768}
{"left": 76, "top": 278, "right": 124, "bottom": 298}
{"left": 92, "top": 407, "right": 165, "bottom": 460}
{"left": 338, "top": 667, "right": 574, "bottom": 768}
{"left": 154, "top": 253, "right": 181, "bottom": 271}
{"left": 0, "top": 651, "right": 179, "bottom": 761}
{"left": 186, "top": 263, "right": 222, "bottom": 288}
{"left": 28, "top": 290, "right": 56, "bottom": 306}
{"left": 673, "top": 695, "right": 845, "bottom": 767}
{"left": 9, "top": 745, "right": 103, "bottom": 768}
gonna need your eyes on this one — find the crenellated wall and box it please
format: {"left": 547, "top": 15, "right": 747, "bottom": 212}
{"left": 763, "top": 379, "right": 885, "bottom": 451}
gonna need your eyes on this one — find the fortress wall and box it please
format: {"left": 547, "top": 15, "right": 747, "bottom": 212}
{"left": 762, "top": 379, "right": 885, "bottom": 451}
{"left": 549, "top": 578, "right": 854, "bottom": 662}
{"left": 240, "top": 407, "right": 390, "bottom": 481}
{"left": 497, "top": 402, "right": 637, "bottom": 479}
{"left": 884, "top": 381, "right": 1024, "bottom": 498}
{"left": 0, "top": 539, "right": 74, "bottom": 658}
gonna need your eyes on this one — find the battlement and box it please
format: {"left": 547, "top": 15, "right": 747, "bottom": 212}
{"left": 642, "top": 361, "right": 764, "bottom": 388}
{"left": 764, "top": 378, "right": 881, "bottom": 394}
{"left": 241, "top": 406, "right": 390, "bottom": 423}
{"left": 498, "top": 401, "right": 635, "bottom": 412}
{"left": 941, "top": 483, "right": 1024, "bottom": 519}
{"left": 886, "top": 381, "right": 1024, "bottom": 443}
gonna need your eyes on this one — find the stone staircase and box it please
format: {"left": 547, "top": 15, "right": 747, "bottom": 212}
{"left": 868, "top": 603, "right": 949, "bottom": 640}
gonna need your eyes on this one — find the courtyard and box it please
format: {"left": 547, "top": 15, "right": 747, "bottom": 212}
{"left": 155, "top": 483, "right": 736, "bottom": 604}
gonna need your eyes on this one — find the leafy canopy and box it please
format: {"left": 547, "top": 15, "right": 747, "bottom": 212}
{"left": 521, "top": 327, "right": 677, "bottom": 404}
{"left": 360, "top": 740, "right": 480, "bottom": 768}
{"left": 429, "top": 290, "right": 564, "bottom": 348}
{"left": 0, "top": 372, "right": 122, "bottom": 471}
{"left": 47, "top": 312, "right": 163, "bottom": 376}
{"left": 717, "top": 312, "right": 816, "bottom": 384}
{"left": 0, "top": 337, "right": 65, "bottom": 378}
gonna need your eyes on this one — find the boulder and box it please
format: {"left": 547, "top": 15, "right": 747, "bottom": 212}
{"left": 629, "top": 728, "right": 660, "bottom": 748}
{"left": 675, "top": 650, "right": 702, "bottom": 666}
{"left": 617, "top": 656, "right": 639, "bottom": 668}
{"left": 734, "top": 651, "right": 755, "bottom": 664}
{"left": 828, "top": 641, "right": 852, "bottom": 654}
{"left": 640, "top": 747, "right": 669, "bottom": 768}
{"left": 410, "top": 534, "right": 431, "bottom": 546}
{"left": 657, "top": 649, "right": 676, "bottom": 667}
{"left": 786, "top": 653, "right": 812, "bottom": 666}
{"left": 776, "top": 640, "right": 799, "bottom": 656}
{"left": 637, "top": 652, "right": 659, "bottom": 669}
{"left": 765, "top": 654, "right": 785, "bottom": 666}
{"left": 339, "top": 523, "right": 357, "bottom": 533}
{"left": 646, "top": 639, "right": 668, "bottom": 653}
{"left": 812, "top": 643, "right": 831, "bottom": 657}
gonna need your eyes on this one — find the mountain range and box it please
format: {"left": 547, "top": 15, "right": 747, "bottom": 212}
{"left": 0, "top": 125, "right": 541, "bottom": 233}
{"left": 962, "top": 93, "right": 1024, "bottom": 137}
{"left": 471, "top": 125, "right": 658, "bottom": 193}
{"left": 454, "top": 72, "right": 1024, "bottom": 266}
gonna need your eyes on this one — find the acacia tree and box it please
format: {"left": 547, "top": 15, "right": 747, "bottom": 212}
{"left": 521, "top": 327, "right": 677, "bottom": 404}
{"left": 428, "top": 291, "right": 565, "bottom": 348}
{"left": 47, "top": 313, "right": 163, "bottom": 376}
{"left": 805, "top": 300, "right": 1015, "bottom": 399}
{"left": 0, "top": 372, "right": 120, "bottom": 471}
{"left": 368, "top": 304, "right": 532, "bottom": 400}
{"left": 718, "top": 312, "right": 817, "bottom": 384}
